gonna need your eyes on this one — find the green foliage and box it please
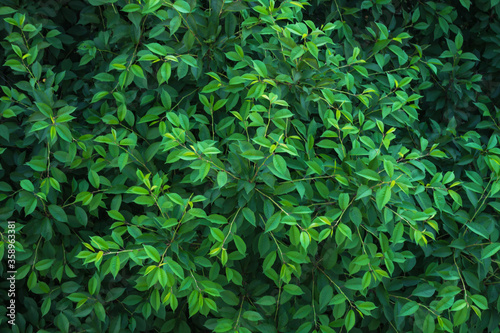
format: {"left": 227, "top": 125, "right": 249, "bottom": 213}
{"left": 1, "top": 0, "right": 500, "bottom": 332}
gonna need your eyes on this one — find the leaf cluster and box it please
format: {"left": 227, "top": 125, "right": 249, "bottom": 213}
{"left": 1, "top": 0, "right": 500, "bottom": 332}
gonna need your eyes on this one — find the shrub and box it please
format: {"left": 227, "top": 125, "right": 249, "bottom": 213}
{"left": 1, "top": 0, "right": 500, "bottom": 332}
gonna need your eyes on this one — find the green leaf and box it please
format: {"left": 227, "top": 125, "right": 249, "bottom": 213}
{"left": 273, "top": 154, "right": 287, "bottom": 175}
{"left": 356, "top": 185, "right": 372, "bottom": 200}
{"left": 41, "top": 297, "right": 51, "bottom": 316}
{"left": 376, "top": 186, "right": 391, "bottom": 210}
{"left": 345, "top": 310, "right": 355, "bottom": 332}
{"left": 110, "top": 256, "right": 120, "bottom": 279}
{"left": 166, "top": 259, "right": 184, "bottom": 279}
{"left": 160, "top": 62, "right": 171, "bottom": 83}
{"left": 470, "top": 294, "right": 488, "bottom": 310}
{"left": 423, "top": 314, "right": 435, "bottom": 333}
{"left": 283, "top": 284, "right": 304, "bottom": 295}
{"left": 300, "top": 231, "right": 310, "bottom": 250}
{"left": 0, "top": 6, "right": 17, "bottom": 15}
{"left": 481, "top": 243, "right": 500, "bottom": 259}
{"left": 252, "top": 60, "right": 268, "bottom": 77}
{"left": 217, "top": 171, "right": 228, "bottom": 188}
{"left": 459, "top": 0, "right": 471, "bottom": 10}
{"left": 243, "top": 311, "right": 263, "bottom": 321}
{"left": 36, "top": 259, "right": 55, "bottom": 270}
{"left": 306, "top": 42, "right": 319, "bottom": 61}
{"left": 256, "top": 296, "right": 276, "bottom": 306}
{"left": 243, "top": 207, "right": 256, "bottom": 226}
{"left": 455, "top": 33, "right": 463, "bottom": 50}
{"left": 388, "top": 45, "right": 408, "bottom": 65}
{"left": 210, "top": 227, "right": 225, "bottom": 242}
{"left": 180, "top": 54, "right": 198, "bottom": 68}
{"left": 130, "top": 64, "right": 145, "bottom": 78}
{"left": 107, "top": 210, "right": 125, "bottom": 221}
{"left": 55, "top": 313, "right": 70, "bottom": 332}
{"left": 91, "top": 91, "right": 109, "bottom": 103}
{"left": 468, "top": 223, "right": 489, "bottom": 239}
{"left": 143, "top": 245, "right": 161, "bottom": 262}
{"left": 413, "top": 284, "right": 436, "bottom": 297}
{"left": 337, "top": 223, "right": 352, "bottom": 240}
{"left": 399, "top": 301, "right": 419, "bottom": 316}
{"left": 349, "top": 206, "right": 362, "bottom": 226}
{"left": 21, "top": 179, "right": 34, "bottom": 192}
{"left": 93, "top": 302, "right": 106, "bottom": 322}
{"left": 127, "top": 186, "right": 149, "bottom": 195}
{"left": 233, "top": 234, "right": 246, "bottom": 254}
{"left": 118, "top": 153, "right": 128, "bottom": 171}
{"left": 173, "top": 0, "right": 191, "bottom": 13}
{"left": 145, "top": 43, "right": 167, "bottom": 56}
{"left": 36, "top": 102, "right": 53, "bottom": 117}
{"left": 48, "top": 205, "right": 68, "bottom": 222}
{"left": 93, "top": 73, "right": 115, "bottom": 82}
{"left": 339, "top": 193, "right": 349, "bottom": 210}
{"left": 356, "top": 169, "right": 381, "bottom": 181}
{"left": 241, "top": 149, "right": 264, "bottom": 160}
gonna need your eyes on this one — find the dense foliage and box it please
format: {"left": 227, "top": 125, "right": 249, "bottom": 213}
{"left": 1, "top": 0, "right": 500, "bottom": 332}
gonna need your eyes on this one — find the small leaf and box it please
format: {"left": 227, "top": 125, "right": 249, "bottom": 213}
{"left": 345, "top": 310, "right": 355, "bottom": 332}
{"left": 339, "top": 193, "right": 349, "bottom": 210}
{"left": 48, "top": 205, "right": 68, "bottom": 222}
{"left": 41, "top": 297, "right": 51, "bottom": 316}
{"left": 107, "top": 210, "right": 125, "bottom": 221}
{"left": 145, "top": 43, "right": 167, "bottom": 56}
{"left": 180, "top": 54, "right": 198, "bottom": 68}
{"left": 143, "top": 245, "right": 161, "bottom": 262}
{"left": 356, "top": 185, "right": 372, "bottom": 200}
{"left": 459, "top": 0, "right": 471, "bottom": 10}
{"left": 399, "top": 301, "right": 419, "bottom": 316}
{"left": 127, "top": 186, "right": 149, "bottom": 195}
{"left": 356, "top": 169, "right": 381, "bottom": 181}
{"left": 130, "top": 64, "right": 145, "bottom": 78}
{"left": 243, "top": 311, "right": 263, "bottom": 322}
{"left": 283, "top": 284, "right": 304, "bottom": 295}
{"left": 217, "top": 171, "right": 228, "bottom": 188}
{"left": 173, "top": 0, "right": 191, "bottom": 13}
{"left": 481, "top": 243, "right": 500, "bottom": 259}
{"left": 252, "top": 60, "right": 268, "bottom": 77}
{"left": 376, "top": 186, "right": 391, "bottom": 210}
{"left": 21, "top": 179, "right": 34, "bottom": 192}
{"left": 470, "top": 294, "right": 488, "bottom": 310}
{"left": 337, "top": 223, "right": 352, "bottom": 240}
{"left": 242, "top": 207, "right": 256, "bottom": 226}
{"left": 166, "top": 259, "right": 184, "bottom": 279}
{"left": 110, "top": 256, "right": 120, "bottom": 279}
{"left": 273, "top": 154, "right": 287, "bottom": 175}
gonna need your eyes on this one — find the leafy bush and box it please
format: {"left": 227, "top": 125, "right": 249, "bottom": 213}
{"left": 1, "top": 0, "right": 500, "bottom": 332}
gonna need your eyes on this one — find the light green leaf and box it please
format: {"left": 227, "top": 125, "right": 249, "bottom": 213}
{"left": 166, "top": 259, "right": 184, "bottom": 279}
{"left": 345, "top": 310, "right": 355, "bottom": 332}
{"left": 173, "top": 0, "right": 191, "bottom": 13}
{"left": 273, "top": 154, "right": 287, "bottom": 175}
{"left": 481, "top": 243, "right": 500, "bottom": 259}
{"left": 376, "top": 186, "right": 391, "bottom": 210}
{"left": 143, "top": 245, "right": 161, "bottom": 262}
{"left": 252, "top": 60, "right": 268, "bottom": 77}
{"left": 337, "top": 223, "right": 352, "bottom": 240}
{"left": 283, "top": 284, "right": 304, "bottom": 295}
{"left": 356, "top": 169, "right": 381, "bottom": 181}
{"left": 110, "top": 256, "right": 120, "bottom": 279}
{"left": 130, "top": 64, "right": 145, "bottom": 78}
{"left": 107, "top": 210, "right": 125, "bottom": 221}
